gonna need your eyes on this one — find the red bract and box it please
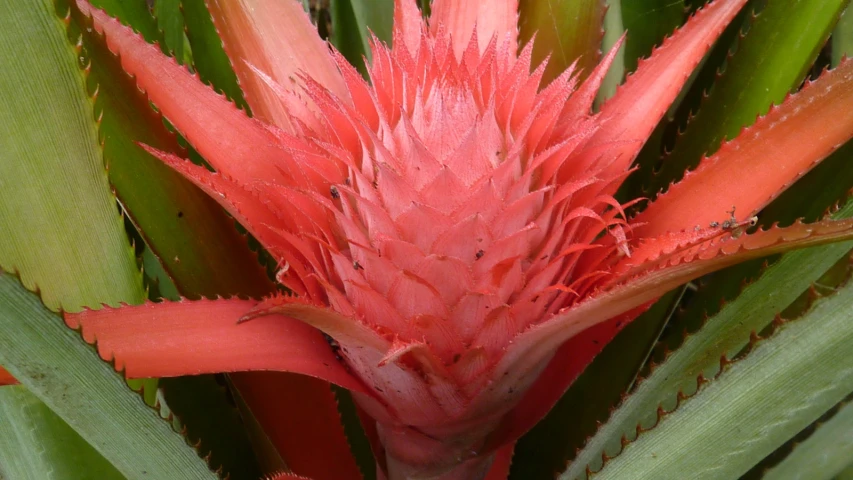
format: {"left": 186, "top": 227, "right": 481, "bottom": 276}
{"left": 64, "top": 0, "right": 853, "bottom": 478}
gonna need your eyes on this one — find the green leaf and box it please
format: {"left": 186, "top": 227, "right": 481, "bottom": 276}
{"left": 349, "top": 0, "right": 394, "bottom": 53}
{"left": 562, "top": 200, "right": 853, "bottom": 479}
{"left": 510, "top": 288, "right": 683, "bottom": 480}
{"left": 585, "top": 263, "right": 853, "bottom": 479}
{"left": 0, "top": 273, "right": 216, "bottom": 479}
{"left": 87, "top": 0, "right": 159, "bottom": 42}
{"left": 519, "top": 0, "right": 607, "bottom": 84}
{"left": 153, "top": 0, "right": 192, "bottom": 65}
{"left": 617, "top": 1, "right": 753, "bottom": 204}
{"left": 330, "top": 0, "right": 393, "bottom": 74}
{"left": 834, "top": 6, "right": 853, "bottom": 64}
{"left": 417, "top": 0, "right": 430, "bottom": 17}
{"left": 0, "top": 0, "right": 144, "bottom": 311}
{"left": 0, "top": 386, "right": 125, "bottom": 480}
{"left": 838, "top": 462, "right": 853, "bottom": 480}
{"left": 332, "top": 386, "right": 377, "bottom": 480}
{"left": 597, "top": 0, "right": 626, "bottom": 104}
{"left": 650, "top": 0, "right": 850, "bottom": 194}
{"left": 181, "top": 0, "right": 248, "bottom": 109}
{"left": 159, "top": 376, "right": 263, "bottom": 479}
{"left": 70, "top": 2, "right": 275, "bottom": 299}
{"left": 761, "top": 398, "right": 853, "bottom": 480}
{"left": 621, "top": 0, "right": 684, "bottom": 73}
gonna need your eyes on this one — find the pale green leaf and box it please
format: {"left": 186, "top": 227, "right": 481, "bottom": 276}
{"left": 587, "top": 270, "right": 853, "bottom": 479}
{"left": 763, "top": 399, "right": 853, "bottom": 480}
{"left": 561, "top": 203, "right": 853, "bottom": 480}
{"left": 0, "top": 386, "right": 124, "bottom": 480}
{"left": 0, "top": 0, "right": 144, "bottom": 311}
{"left": 597, "top": 0, "right": 626, "bottom": 103}
{"left": 0, "top": 273, "right": 216, "bottom": 480}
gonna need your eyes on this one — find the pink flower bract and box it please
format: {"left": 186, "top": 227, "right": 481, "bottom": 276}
{"left": 67, "top": 0, "right": 853, "bottom": 478}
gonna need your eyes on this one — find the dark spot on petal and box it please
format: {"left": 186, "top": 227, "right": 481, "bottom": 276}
{"left": 452, "top": 353, "right": 461, "bottom": 363}
{"left": 475, "top": 249, "right": 485, "bottom": 259}
{"left": 177, "top": 211, "right": 184, "bottom": 218}
{"left": 330, "top": 186, "right": 340, "bottom": 199}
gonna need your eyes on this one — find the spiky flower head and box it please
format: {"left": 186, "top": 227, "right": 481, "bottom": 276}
{"left": 69, "top": 0, "right": 853, "bottom": 477}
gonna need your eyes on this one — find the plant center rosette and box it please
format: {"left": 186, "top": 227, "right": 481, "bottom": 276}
{"left": 68, "top": 0, "right": 853, "bottom": 478}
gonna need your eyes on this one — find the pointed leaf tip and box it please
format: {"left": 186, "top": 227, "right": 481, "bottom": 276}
{"left": 586, "top": 0, "right": 750, "bottom": 183}
{"left": 0, "top": 366, "right": 17, "bottom": 386}
{"left": 430, "top": 0, "right": 519, "bottom": 57}
{"left": 205, "top": 0, "right": 349, "bottom": 131}
{"left": 74, "top": 0, "right": 290, "bottom": 186}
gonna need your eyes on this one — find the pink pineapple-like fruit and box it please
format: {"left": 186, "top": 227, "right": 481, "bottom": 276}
{"left": 63, "top": 0, "right": 853, "bottom": 478}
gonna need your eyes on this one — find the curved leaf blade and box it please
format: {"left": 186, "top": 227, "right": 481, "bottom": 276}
{"left": 510, "top": 289, "right": 682, "bottom": 479}
{"left": 0, "top": 0, "right": 144, "bottom": 311}
{"left": 561, "top": 203, "right": 853, "bottom": 479}
{"left": 181, "top": 0, "right": 248, "bottom": 108}
{"left": 621, "top": 0, "right": 685, "bottom": 73}
{"left": 650, "top": 0, "right": 850, "bottom": 194}
{"left": 762, "top": 398, "right": 853, "bottom": 480}
{"left": 71, "top": 1, "right": 275, "bottom": 299}
{"left": 0, "top": 273, "right": 216, "bottom": 479}
{"left": 587, "top": 264, "right": 853, "bottom": 479}
{"left": 0, "top": 386, "right": 125, "bottom": 480}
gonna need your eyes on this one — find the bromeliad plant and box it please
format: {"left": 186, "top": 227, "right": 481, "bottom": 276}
{"left": 4, "top": 0, "right": 853, "bottom": 478}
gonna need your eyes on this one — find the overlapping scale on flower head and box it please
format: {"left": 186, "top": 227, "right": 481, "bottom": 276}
{"left": 253, "top": 9, "right": 634, "bottom": 401}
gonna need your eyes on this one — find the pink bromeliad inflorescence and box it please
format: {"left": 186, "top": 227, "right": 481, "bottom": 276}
{"left": 64, "top": 0, "right": 853, "bottom": 478}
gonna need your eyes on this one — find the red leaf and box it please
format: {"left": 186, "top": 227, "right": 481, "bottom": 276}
{"left": 430, "top": 0, "right": 519, "bottom": 58}
{"left": 75, "top": 0, "right": 290, "bottom": 186}
{"left": 64, "top": 298, "right": 368, "bottom": 393}
{"left": 265, "top": 472, "right": 313, "bottom": 480}
{"left": 481, "top": 217, "right": 853, "bottom": 435}
{"left": 232, "top": 372, "right": 362, "bottom": 480}
{"left": 205, "top": 0, "right": 349, "bottom": 131}
{"left": 634, "top": 57, "right": 853, "bottom": 237}
{"left": 486, "top": 306, "right": 648, "bottom": 448}
{"left": 575, "top": 0, "right": 749, "bottom": 183}
{"left": 0, "top": 366, "right": 18, "bottom": 386}
{"left": 484, "top": 442, "right": 515, "bottom": 480}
